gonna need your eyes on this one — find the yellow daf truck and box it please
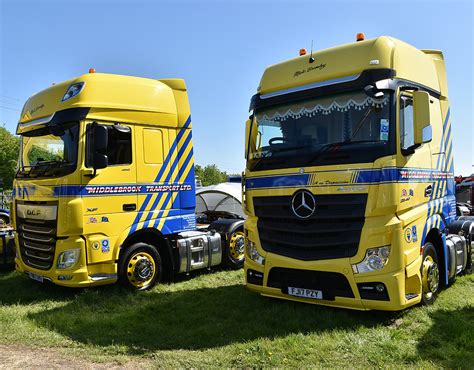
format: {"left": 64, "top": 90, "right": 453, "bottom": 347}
{"left": 243, "top": 34, "right": 473, "bottom": 310}
{"left": 13, "top": 72, "right": 245, "bottom": 289}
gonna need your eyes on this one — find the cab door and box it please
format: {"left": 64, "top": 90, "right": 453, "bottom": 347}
{"left": 81, "top": 121, "right": 137, "bottom": 263}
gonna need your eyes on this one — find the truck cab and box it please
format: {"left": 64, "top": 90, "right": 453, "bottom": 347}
{"left": 13, "top": 72, "right": 244, "bottom": 289}
{"left": 243, "top": 35, "right": 472, "bottom": 310}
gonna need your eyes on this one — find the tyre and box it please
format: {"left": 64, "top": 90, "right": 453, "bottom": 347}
{"left": 0, "top": 214, "right": 9, "bottom": 226}
{"left": 223, "top": 228, "right": 245, "bottom": 269}
{"left": 119, "top": 242, "right": 162, "bottom": 290}
{"left": 420, "top": 242, "right": 440, "bottom": 305}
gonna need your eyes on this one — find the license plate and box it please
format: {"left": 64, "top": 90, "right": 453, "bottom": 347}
{"left": 288, "top": 287, "right": 322, "bottom": 300}
{"left": 28, "top": 272, "right": 44, "bottom": 283}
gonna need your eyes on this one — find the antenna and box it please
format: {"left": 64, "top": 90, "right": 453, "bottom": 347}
{"left": 309, "top": 40, "right": 315, "bottom": 63}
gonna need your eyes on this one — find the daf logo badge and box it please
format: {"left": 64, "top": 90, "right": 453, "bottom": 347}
{"left": 291, "top": 190, "right": 316, "bottom": 219}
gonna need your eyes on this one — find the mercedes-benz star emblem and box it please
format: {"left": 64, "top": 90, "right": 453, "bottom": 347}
{"left": 291, "top": 190, "right": 316, "bottom": 219}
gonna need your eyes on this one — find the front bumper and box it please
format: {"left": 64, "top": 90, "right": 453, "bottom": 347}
{"left": 15, "top": 235, "right": 117, "bottom": 287}
{"left": 245, "top": 255, "right": 422, "bottom": 311}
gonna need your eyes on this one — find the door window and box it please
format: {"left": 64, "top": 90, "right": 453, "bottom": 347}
{"left": 400, "top": 96, "right": 414, "bottom": 150}
{"left": 86, "top": 124, "right": 132, "bottom": 167}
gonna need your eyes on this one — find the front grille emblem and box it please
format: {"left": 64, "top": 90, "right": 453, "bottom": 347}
{"left": 291, "top": 190, "right": 316, "bottom": 219}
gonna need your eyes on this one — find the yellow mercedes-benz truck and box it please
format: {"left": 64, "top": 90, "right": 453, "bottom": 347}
{"left": 243, "top": 34, "right": 473, "bottom": 310}
{"left": 13, "top": 72, "right": 245, "bottom": 290}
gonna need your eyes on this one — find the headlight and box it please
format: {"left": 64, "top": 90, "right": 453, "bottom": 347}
{"left": 246, "top": 238, "right": 265, "bottom": 265}
{"left": 61, "top": 82, "right": 85, "bottom": 102}
{"left": 57, "top": 249, "right": 80, "bottom": 269}
{"left": 352, "top": 246, "right": 390, "bottom": 273}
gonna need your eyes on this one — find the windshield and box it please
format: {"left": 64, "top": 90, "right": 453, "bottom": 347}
{"left": 248, "top": 90, "right": 393, "bottom": 171}
{"left": 16, "top": 122, "right": 79, "bottom": 178}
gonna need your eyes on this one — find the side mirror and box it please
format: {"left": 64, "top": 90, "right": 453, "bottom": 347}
{"left": 245, "top": 118, "right": 251, "bottom": 159}
{"left": 92, "top": 124, "right": 108, "bottom": 170}
{"left": 93, "top": 153, "right": 108, "bottom": 170}
{"left": 93, "top": 124, "right": 108, "bottom": 152}
{"left": 413, "top": 91, "right": 432, "bottom": 144}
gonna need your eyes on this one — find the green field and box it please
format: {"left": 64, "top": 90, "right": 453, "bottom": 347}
{"left": 0, "top": 268, "right": 472, "bottom": 367}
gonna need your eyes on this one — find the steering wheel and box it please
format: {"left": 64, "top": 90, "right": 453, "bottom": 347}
{"left": 269, "top": 137, "right": 288, "bottom": 145}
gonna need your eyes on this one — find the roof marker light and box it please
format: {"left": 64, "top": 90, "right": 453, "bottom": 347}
{"left": 89, "top": 68, "right": 96, "bottom": 73}
{"left": 356, "top": 33, "right": 365, "bottom": 42}
{"left": 299, "top": 48, "right": 307, "bottom": 56}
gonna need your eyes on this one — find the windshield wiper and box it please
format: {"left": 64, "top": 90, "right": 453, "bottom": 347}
{"left": 269, "top": 144, "right": 311, "bottom": 153}
{"left": 29, "top": 160, "right": 68, "bottom": 177}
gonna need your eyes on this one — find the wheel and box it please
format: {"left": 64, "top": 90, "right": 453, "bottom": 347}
{"left": 119, "top": 242, "right": 162, "bottom": 290}
{"left": 0, "top": 214, "right": 9, "bottom": 226}
{"left": 420, "top": 242, "right": 440, "bottom": 305}
{"left": 224, "top": 229, "right": 245, "bottom": 269}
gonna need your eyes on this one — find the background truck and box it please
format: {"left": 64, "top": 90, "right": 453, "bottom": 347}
{"left": 243, "top": 34, "right": 473, "bottom": 310}
{"left": 13, "top": 72, "right": 244, "bottom": 290}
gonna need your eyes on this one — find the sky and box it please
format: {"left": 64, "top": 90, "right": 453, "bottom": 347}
{"left": 0, "top": 0, "right": 472, "bottom": 175}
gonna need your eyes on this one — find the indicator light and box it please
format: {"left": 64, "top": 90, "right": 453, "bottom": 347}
{"left": 356, "top": 33, "right": 365, "bottom": 41}
{"left": 299, "top": 48, "right": 307, "bottom": 56}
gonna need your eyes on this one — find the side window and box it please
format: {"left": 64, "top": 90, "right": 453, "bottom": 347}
{"left": 107, "top": 126, "right": 132, "bottom": 165}
{"left": 86, "top": 123, "right": 132, "bottom": 167}
{"left": 400, "top": 96, "right": 414, "bottom": 150}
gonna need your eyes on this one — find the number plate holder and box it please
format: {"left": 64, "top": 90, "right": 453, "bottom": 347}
{"left": 28, "top": 271, "right": 44, "bottom": 283}
{"left": 287, "top": 286, "right": 323, "bottom": 300}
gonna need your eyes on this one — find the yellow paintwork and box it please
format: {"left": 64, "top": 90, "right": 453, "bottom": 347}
{"left": 18, "top": 73, "right": 182, "bottom": 133}
{"left": 14, "top": 72, "right": 195, "bottom": 287}
{"left": 258, "top": 36, "right": 440, "bottom": 95}
{"left": 244, "top": 36, "right": 452, "bottom": 310}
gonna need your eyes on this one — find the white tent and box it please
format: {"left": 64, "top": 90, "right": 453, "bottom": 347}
{"left": 196, "top": 182, "right": 244, "bottom": 217}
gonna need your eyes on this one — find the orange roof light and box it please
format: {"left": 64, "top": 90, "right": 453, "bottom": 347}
{"left": 299, "top": 48, "right": 307, "bottom": 56}
{"left": 89, "top": 68, "right": 96, "bottom": 73}
{"left": 356, "top": 33, "right": 365, "bottom": 42}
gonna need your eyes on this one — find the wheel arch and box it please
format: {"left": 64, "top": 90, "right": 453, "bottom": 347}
{"left": 208, "top": 218, "right": 245, "bottom": 245}
{"left": 119, "top": 228, "right": 175, "bottom": 281}
{"left": 424, "top": 227, "right": 448, "bottom": 287}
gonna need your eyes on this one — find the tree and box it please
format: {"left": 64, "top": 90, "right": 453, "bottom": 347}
{"left": 0, "top": 126, "right": 20, "bottom": 190}
{"left": 195, "top": 164, "right": 228, "bottom": 186}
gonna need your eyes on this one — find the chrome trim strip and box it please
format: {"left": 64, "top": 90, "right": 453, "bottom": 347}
{"left": 89, "top": 273, "right": 117, "bottom": 282}
{"left": 18, "top": 113, "right": 55, "bottom": 128}
{"left": 25, "top": 250, "right": 52, "bottom": 261}
{"left": 25, "top": 258, "right": 50, "bottom": 269}
{"left": 23, "top": 240, "right": 54, "bottom": 253}
{"left": 22, "top": 233, "right": 54, "bottom": 244}
{"left": 260, "top": 74, "right": 361, "bottom": 100}
{"left": 21, "top": 224, "right": 55, "bottom": 235}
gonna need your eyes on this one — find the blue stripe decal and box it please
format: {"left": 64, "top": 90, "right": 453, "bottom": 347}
{"left": 246, "top": 167, "right": 452, "bottom": 190}
{"left": 141, "top": 132, "right": 193, "bottom": 228}
{"left": 246, "top": 174, "right": 310, "bottom": 189}
{"left": 129, "top": 116, "right": 191, "bottom": 234}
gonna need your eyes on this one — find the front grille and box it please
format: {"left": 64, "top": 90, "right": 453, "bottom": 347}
{"left": 254, "top": 194, "right": 367, "bottom": 260}
{"left": 17, "top": 217, "right": 57, "bottom": 270}
{"left": 268, "top": 267, "right": 354, "bottom": 299}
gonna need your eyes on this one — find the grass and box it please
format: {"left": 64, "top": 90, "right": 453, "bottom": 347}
{"left": 0, "top": 267, "right": 472, "bottom": 367}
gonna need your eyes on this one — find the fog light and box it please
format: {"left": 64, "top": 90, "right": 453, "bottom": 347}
{"left": 375, "top": 283, "right": 385, "bottom": 292}
{"left": 58, "top": 275, "right": 73, "bottom": 281}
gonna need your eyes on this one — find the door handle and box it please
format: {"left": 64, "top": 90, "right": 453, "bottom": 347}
{"left": 123, "top": 203, "right": 136, "bottom": 212}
